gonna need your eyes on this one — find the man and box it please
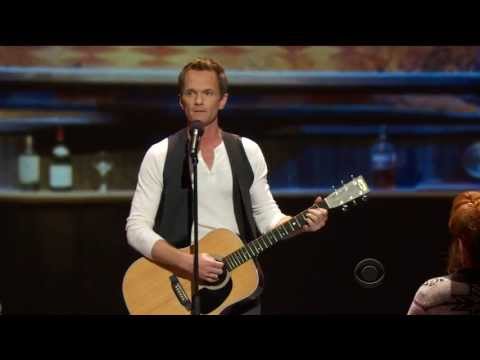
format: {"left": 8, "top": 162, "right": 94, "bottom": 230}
{"left": 126, "top": 57, "right": 328, "bottom": 314}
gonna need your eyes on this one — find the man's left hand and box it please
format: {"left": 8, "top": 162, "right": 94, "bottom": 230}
{"left": 303, "top": 196, "right": 328, "bottom": 232}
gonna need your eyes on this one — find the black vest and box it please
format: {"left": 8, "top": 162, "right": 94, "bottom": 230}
{"left": 154, "top": 128, "right": 260, "bottom": 248}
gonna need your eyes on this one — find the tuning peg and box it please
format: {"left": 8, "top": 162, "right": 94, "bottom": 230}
{"left": 340, "top": 179, "right": 344, "bottom": 185}
{"left": 362, "top": 195, "right": 368, "bottom": 202}
{"left": 352, "top": 199, "right": 357, "bottom": 206}
{"left": 350, "top": 174, "right": 355, "bottom": 179}
{"left": 342, "top": 205, "right": 349, "bottom": 212}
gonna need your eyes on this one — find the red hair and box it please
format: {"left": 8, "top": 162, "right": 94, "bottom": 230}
{"left": 447, "top": 191, "right": 480, "bottom": 273}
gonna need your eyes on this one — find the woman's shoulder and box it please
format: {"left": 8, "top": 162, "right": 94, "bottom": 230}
{"left": 413, "top": 275, "right": 452, "bottom": 308}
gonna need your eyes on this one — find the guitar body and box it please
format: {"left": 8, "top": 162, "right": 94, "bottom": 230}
{"left": 122, "top": 229, "right": 263, "bottom": 315}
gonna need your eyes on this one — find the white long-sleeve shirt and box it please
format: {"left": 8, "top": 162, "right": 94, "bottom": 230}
{"left": 126, "top": 136, "right": 286, "bottom": 259}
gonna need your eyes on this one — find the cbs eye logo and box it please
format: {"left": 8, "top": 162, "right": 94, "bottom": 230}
{"left": 354, "top": 258, "right": 385, "bottom": 288}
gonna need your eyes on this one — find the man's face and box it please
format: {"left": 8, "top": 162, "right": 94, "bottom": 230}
{"left": 179, "top": 70, "right": 228, "bottom": 127}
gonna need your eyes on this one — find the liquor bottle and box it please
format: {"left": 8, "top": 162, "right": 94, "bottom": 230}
{"left": 370, "top": 125, "right": 397, "bottom": 189}
{"left": 18, "top": 134, "right": 40, "bottom": 190}
{"left": 49, "top": 127, "right": 73, "bottom": 191}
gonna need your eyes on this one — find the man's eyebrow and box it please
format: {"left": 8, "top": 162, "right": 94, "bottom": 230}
{"left": 184, "top": 87, "right": 216, "bottom": 92}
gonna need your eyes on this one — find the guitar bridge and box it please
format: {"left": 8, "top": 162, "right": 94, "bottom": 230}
{"left": 169, "top": 275, "right": 191, "bottom": 311}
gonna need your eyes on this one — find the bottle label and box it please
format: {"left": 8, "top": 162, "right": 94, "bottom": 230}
{"left": 371, "top": 153, "right": 396, "bottom": 170}
{"left": 19, "top": 155, "right": 40, "bottom": 184}
{"left": 50, "top": 165, "right": 73, "bottom": 188}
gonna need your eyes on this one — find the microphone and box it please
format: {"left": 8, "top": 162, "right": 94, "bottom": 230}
{"left": 189, "top": 120, "right": 204, "bottom": 157}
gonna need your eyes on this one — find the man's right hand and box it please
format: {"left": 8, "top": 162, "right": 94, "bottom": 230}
{"left": 195, "top": 253, "right": 224, "bottom": 283}
{"left": 150, "top": 240, "right": 224, "bottom": 284}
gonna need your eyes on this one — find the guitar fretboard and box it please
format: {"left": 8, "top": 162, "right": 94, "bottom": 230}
{"left": 223, "top": 202, "right": 327, "bottom": 272}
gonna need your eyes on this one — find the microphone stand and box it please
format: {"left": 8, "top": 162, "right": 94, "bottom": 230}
{"left": 190, "top": 137, "right": 200, "bottom": 315}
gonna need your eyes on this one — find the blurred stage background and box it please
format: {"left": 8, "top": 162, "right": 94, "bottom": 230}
{"left": 1, "top": 46, "right": 480, "bottom": 314}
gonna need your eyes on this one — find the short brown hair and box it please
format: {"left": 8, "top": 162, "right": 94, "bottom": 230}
{"left": 178, "top": 57, "right": 228, "bottom": 96}
{"left": 447, "top": 191, "right": 480, "bottom": 273}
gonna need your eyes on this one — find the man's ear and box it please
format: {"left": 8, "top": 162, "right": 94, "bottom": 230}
{"left": 178, "top": 94, "right": 184, "bottom": 110}
{"left": 219, "top": 93, "right": 228, "bottom": 110}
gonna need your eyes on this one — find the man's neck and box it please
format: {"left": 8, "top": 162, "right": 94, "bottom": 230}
{"left": 198, "top": 122, "right": 222, "bottom": 150}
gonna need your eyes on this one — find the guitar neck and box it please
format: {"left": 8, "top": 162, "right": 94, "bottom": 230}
{"left": 222, "top": 175, "right": 370, "bottom": 272}
{"left": 223, "top": 202, "right": 328, "bottom": 272}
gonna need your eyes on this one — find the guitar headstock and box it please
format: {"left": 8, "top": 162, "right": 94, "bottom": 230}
{"left": 324, "top": 175, "right": 370, "bottom": 210}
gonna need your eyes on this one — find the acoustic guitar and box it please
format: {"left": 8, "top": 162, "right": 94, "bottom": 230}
{"left": 122, "top": 175, "right": 370, "bottom": 315}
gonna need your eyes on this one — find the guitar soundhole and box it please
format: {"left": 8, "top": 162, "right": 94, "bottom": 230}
{"left": 198, "top": 271, "right": 232, "bottom": 314}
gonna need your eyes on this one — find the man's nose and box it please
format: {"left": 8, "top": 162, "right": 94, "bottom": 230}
{"left": 194, "top": 94, "right": 204, "bottom": 104}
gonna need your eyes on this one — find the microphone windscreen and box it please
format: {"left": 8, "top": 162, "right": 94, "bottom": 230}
{"left": 190, "top": 121, "right": 204, "bottom": 136}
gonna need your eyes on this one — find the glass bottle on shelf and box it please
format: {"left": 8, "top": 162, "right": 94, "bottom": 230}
{"left": 18, "top": 134, "right": 40, "bottom": 190}
{"left": 49, "top": 127, "right": 73, "bottom": 191}
{"left": 370, "top": 125, "right": 397, "bottom": 189}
